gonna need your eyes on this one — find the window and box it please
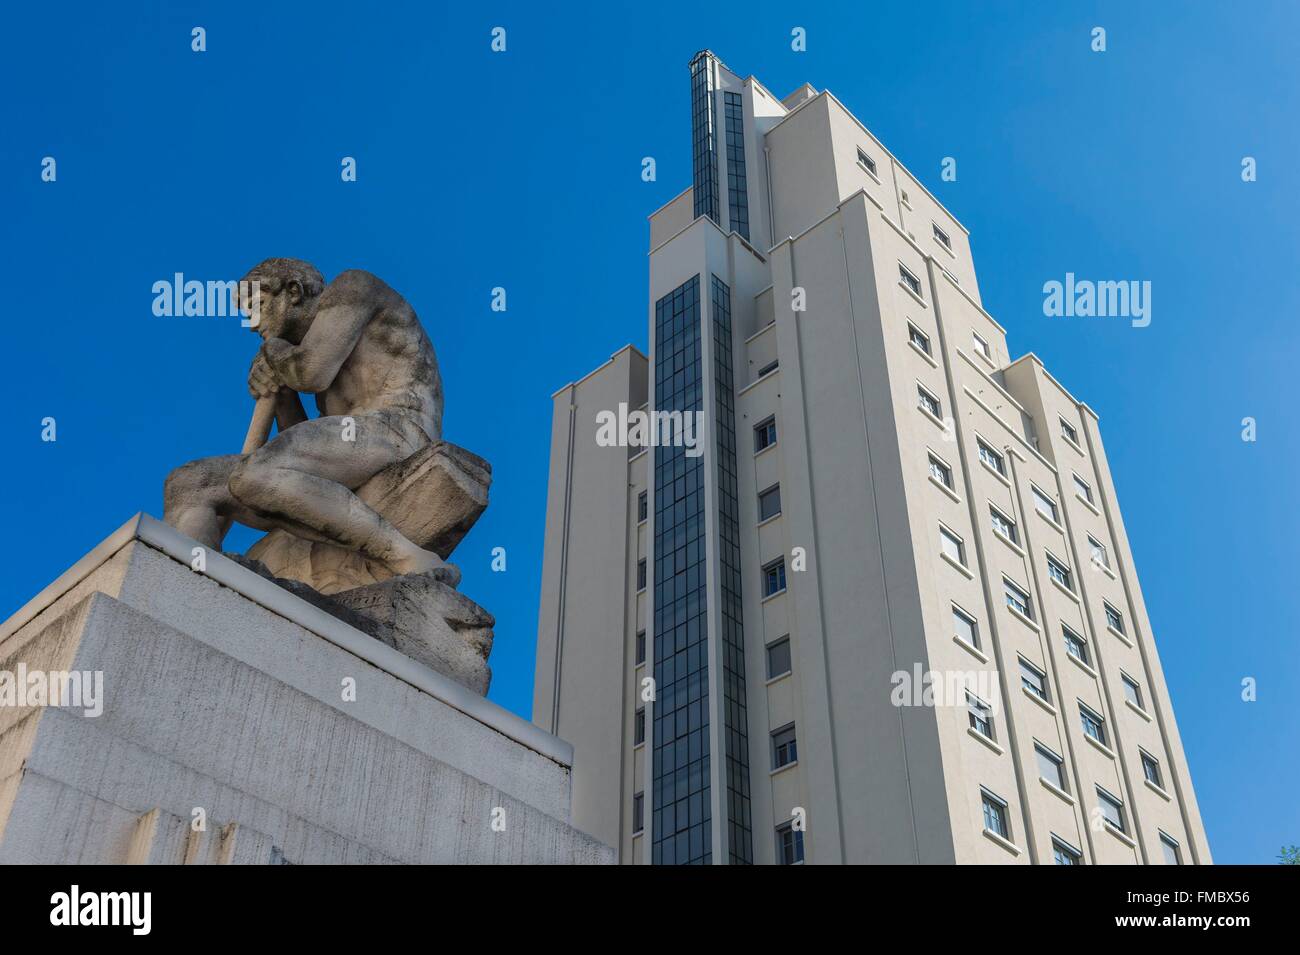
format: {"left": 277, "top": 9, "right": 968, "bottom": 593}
{"left": 1063, "top": 625, "right": 1089, "bottom": 665}
{"left": 634, "top": 708, "right": 645, "bottom": 745}
{"left": 928, "top": 453, "right": 953, "bottom": 489}
{"left": 1104, "top": 602, "right": 1125, "bottom": 635}
{"left": 989, "top": 505, "right": 1017, "bottom": 543}
{"left": 1088, "top": 535, "right": 1109, "bottom": 569}
{"left": 1035, "top": 743, "right": 1066, "bottom": 791}
{"left": 952, "top": 605, "right": 979, "bottom": 650}
{"left": 856, "top": 147, "right": 877, "bottom": 176}
{"left": 1060, "top": 417, "right": 1080, "bottom": 445}
{"left": 1073, "top": 473, "right": 1093, "bottom": 504}
{"left": 977, "top": 439, "right": 1005, "bottom": 476}
{"left": 1079, "top": 703, "right": 1106, "bottom": 745}
{"left": 1020, "top": 658, "right": 1049, "bottom": 702}
{"left": 939, "top": 525, "right": 966, "bottom": 566}
{"left": 899, "top": 263, "right": 922, "bottom": 297}
{"left": 908, "top": 323, "right": 931, "bottom": 355}
{"left": 932, "top": 222, "right": 952, "bottom": 250}
{"left": 967, "top": 692, "right": 994, "bottom": 740}
{"left": 754, "top": 416, "right": 777, "bottom": 452}
{"left": 917, "top": 384, "right": 941, "bottom": 419}
{"left": 637, "top": 490, "right": 648, "bottom": 523}
{"left": 1159, "top": 832, "right": 1182, "bottom": 865}
{"left": 1047, "top": 554, "right": 1074, "bottom": 592}
{"left": 1032, "top": 486, "right": 1059, "bottom": 523}
{"left": 981, "top": 789, "right": 1010, "bottom": 840}
{"left": 766, "top": 636, "right": 792, "bottom": 680}
{"left": 1052, "top": 837, "right": 1082, "bottom": 865}
{"left": 758, "top": 484, "right": 782, "bottom": 522}
{"left": 1096, "top": 787, "right": 1126, "bottom": 833}
{"left": 632, "top": 792, "right": 644, "bottom": 834}
{"left": 1122, "top": 673, "right": 1144, "bottom": 710}
{"left": 772, "top": 724, "right": 798, "bottom": 769}
{"left": 762, "top": 558, "right": 787, "bottom": 597}
{"left": 972, "top": 331, "right": 991, "bottom": 360}
{"left": 1141, "top": 750, "right": 1163, "bottom": 788}
{"left": 757, "top": 359, "right": 779, "bottom": 378}
{"left": 1004, "top": 578, "right": 1032, "bottom": 619}
{"left": 777, "top": 821, "right": 805, "bottom": 864}
{"left": 636, "top": 558, "right": 646, "bottom": 591}
{"left": 635, "top": 630, "right": 646, "bottom": 665}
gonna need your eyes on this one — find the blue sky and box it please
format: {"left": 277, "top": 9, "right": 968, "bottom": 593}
{"left": 1, "top": 1, "right": 1295, "bottom": 864}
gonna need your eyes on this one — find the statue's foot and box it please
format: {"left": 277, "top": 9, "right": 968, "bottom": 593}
{"left": 389, "top": 547, "right": 461, "bottom": 588}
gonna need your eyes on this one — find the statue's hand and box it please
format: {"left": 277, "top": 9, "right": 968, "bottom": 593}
{"left": 248, "top": 350, "right": 279, "bottom": 398}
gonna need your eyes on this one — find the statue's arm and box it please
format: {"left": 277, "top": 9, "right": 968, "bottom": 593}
{"left": 274, "top": 388, "right": 308, "bottom": 430}
{"left": 262, "top": 272, "right": 382, "bottom": 393}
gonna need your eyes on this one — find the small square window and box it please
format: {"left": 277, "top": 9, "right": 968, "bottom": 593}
{"left": 777, "top": 821, "right": 805, "bottom": 864}
{"left": 1141, "top": 750, "right": 1163, "bottom": 788}
{"left": 899, "top": 263, "right": 922, "bottom": 297}
{"left": 1060, "top": 417, "right": 1080, "bottom": 445}
{"left": 1052, "top": 837, "right": 1082, "bottom": 865}
{"left": 1122, "top": 673, "right": 1144, "bottom": 710}
{"left": 939, "top": 525, "right": 965, "bottom": 566}
{"left": 1035, "top": 743, "right": 1066, "bottom": 790}
{"left": 972, "top": 332, "right": 991, "bottom": 360}
{"left": 633, "top": 792, "right": 644, "bottom": 834}
{"left": 1004, "top": 578, "right": 1032, "bottom": 619}
{"left": 1104, "top": 602, "right": 1125, "bottom": 635}
{"left": 637, "top": 490, "right": 648, "bottom": 523}
{"left": 977, "top": 439, "right": 1005, "bottom": 476}
{"left": 1073, "top": 473, "right": 1094, "bottom": 504}
{"left": 990, "top": 505, "right": 1017, "bottom": 543}
{"left": 932, "top": 222, "right": 952, "bottom": 250}
{"left": 1032, "top": 486, "right": 1059, "bottom": 523}
{"left": 856, "top": 147, "right": 877, "bottom": 176}
{"left": 918, "top": 384, "right": 942, "bottom": 419}
{"left": 1020, "top": 658, "right": 1048, "bottom": 702}
{"left": 981, "top": 789, "right": 1010, "bottom": 840}
{"left": 1063, "top": 626, "right": 1089, "bottom": 665}
{"left": 772, "top": 724, "right": 798, "bottom": 769}
{"left": 758, "top": 484, "right": 782, "bottom": 522}
{"left": 952, "top": 605, "right": 979, "bottom": 649}
{"left": 1047, "top": 554, "right": 1073, "bottom": 592}
{"left": 635, "top": 629, "right": 646, "bottom": 665}
{"left": 1088, "top": 535, "right": 1110, "bottom": 569}
{"left": 766, "top": 636, "right": 792, "bottom": 680}
{"left": 928, "top": 453, "right": 953, "bottom": 489}
{"left": 754, "top": 416, "right": 777, "bottom": 452}
{"left": 908, "top": 323, "right": 931, "bottom": 355}
{"left": 1079, "top": 703, "right": 1107, "bottom": 746}
{"left": 637, "top": 558, "right": 647, "bottom": 591}
{"left": 967, "top": 692, "right": 994, "bottom": 740}
{"left": 1159, "top": 831, "right": 1181, "bottom": 865}
{"left": 1097, "top": 787, "right": 1125, "bottom": 833}
{"left": 634, "top": 708, "right": 645, "bottom": 746}
{"left": 762, "top": 558, "right": 787, "bottom": 597}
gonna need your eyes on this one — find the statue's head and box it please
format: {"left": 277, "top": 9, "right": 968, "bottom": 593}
{"left": 240, "top": 258, "right": 325, "bottom": 343}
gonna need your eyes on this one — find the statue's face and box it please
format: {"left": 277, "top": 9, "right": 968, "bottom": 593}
{"left": 244, "top": 281, "right": 316, "bottom": 343}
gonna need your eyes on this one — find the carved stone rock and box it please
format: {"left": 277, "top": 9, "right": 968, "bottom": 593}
{"left": 246, "top": 441, "right": 490, "bottom": 596}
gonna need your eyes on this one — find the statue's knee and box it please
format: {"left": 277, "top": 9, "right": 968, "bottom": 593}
{"left": 164, "top": 459, "right": 217, "bottom": 509}
{"left": 228, "top": 457, "right": 278, "bottom": 508}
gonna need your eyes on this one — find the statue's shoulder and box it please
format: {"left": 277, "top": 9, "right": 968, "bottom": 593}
{"left": 322, "top": 269, "right": 400, "bottom": 309}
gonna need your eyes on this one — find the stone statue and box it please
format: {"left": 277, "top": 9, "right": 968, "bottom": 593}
{"left": 163, "top": 259, "right": 494, "bottom": 692}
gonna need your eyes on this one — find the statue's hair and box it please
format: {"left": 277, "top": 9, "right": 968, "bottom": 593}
{"left": 242, "top": 258, "right": 325, "bottom": 297}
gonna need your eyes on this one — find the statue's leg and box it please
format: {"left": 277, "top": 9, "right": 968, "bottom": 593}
{"left": 163, "top": 454, "right": 284, "bottom": 548}
{"left": 226, "top": 412, "right": 457, "bottom": 581}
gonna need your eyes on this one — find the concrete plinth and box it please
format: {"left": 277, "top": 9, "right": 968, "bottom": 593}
{"left": 0, "top": 515, "right": 612, "bottom": 865}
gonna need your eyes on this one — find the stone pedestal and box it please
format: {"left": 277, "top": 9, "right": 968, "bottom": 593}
{"left": 0, "top": 515, "right": 612, "bottom": 865}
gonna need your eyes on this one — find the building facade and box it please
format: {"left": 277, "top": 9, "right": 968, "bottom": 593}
{"left": 533, "top": 51, "right": 1210, "bottom": 865}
